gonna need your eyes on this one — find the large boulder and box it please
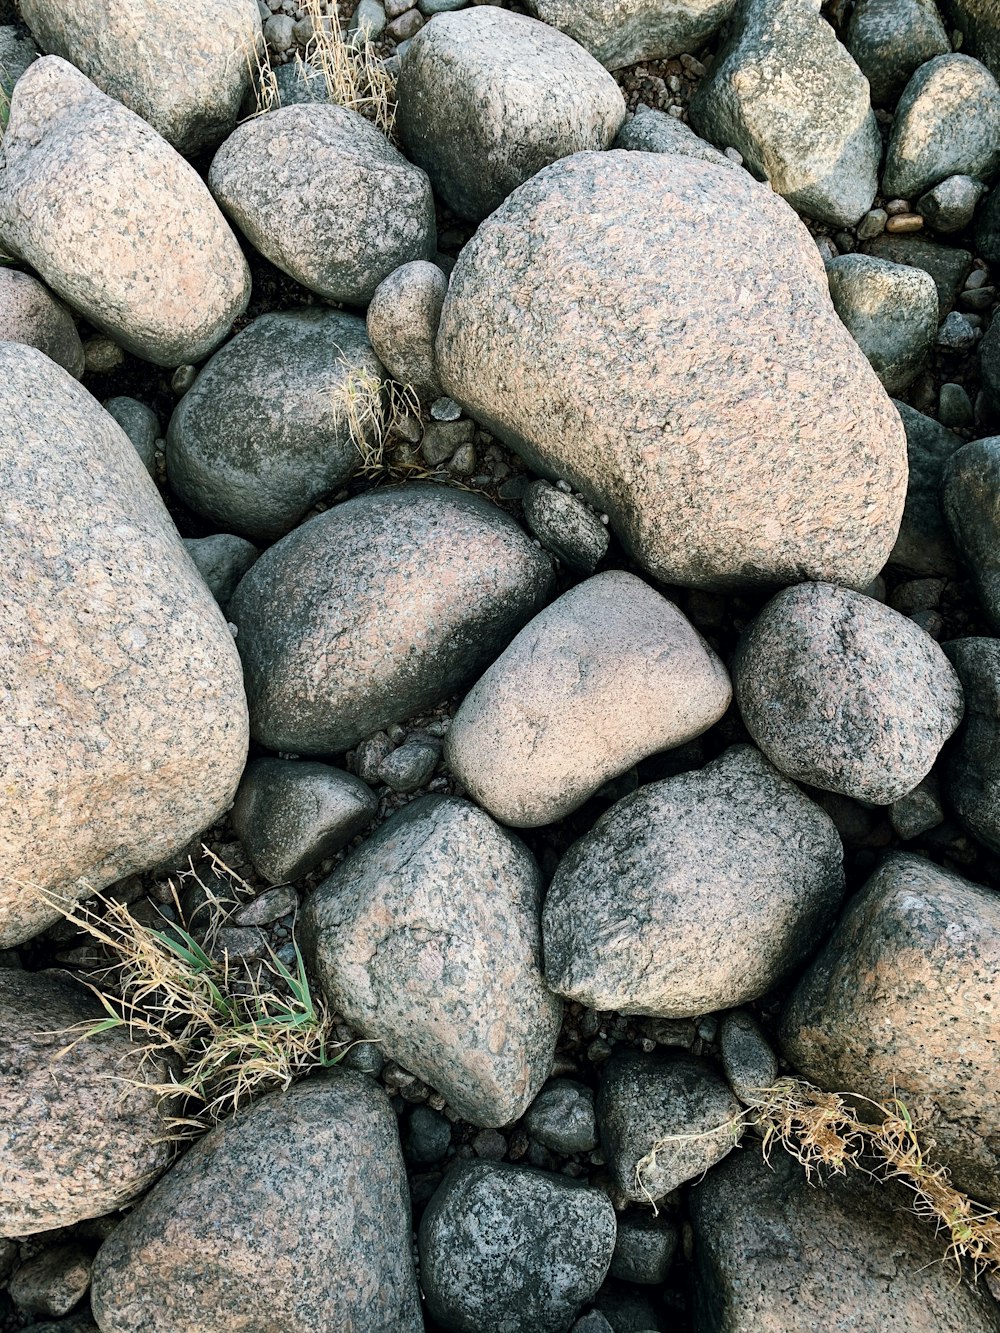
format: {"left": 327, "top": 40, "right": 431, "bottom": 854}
{"left": 943, "top": 437, "right": 1000, "bottom": 630}
{"left": 524, "top": 0, "right": 736, "bottom": 70}
{"left": 0, "top": 343, "right": 248, "bottom": 947}
{"left": 436, "top": 151, "right": 906, "bottom": 592}
{"left": 90, "top": 1074, "right": 423, "bottom": 1332}
{"left": 0, "top": 267, "right": 84, "bottom": 377}
{"left": 0, "top": 58, "right": 249, "bottom": 366}
{"left": 17, "top": 0, "right": 261, "bottom": 154}
{"left": 941, "top": 638, "right": 1000, "bottom": 853}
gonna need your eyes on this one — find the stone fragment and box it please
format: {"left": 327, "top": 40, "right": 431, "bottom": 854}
{"left": 104, "top": 397, "right": 159, "bottom": 476}
{"left": 845, "top": 0, "right": 950, "bottom": 105}
{"left": 524, "top": 1079, "right": 599, "bottom": 1155}
{"left": 613, "top": 106, "right": 733, "bottom": 168}
{"left": 521, "top": 480, "right": 610, "bottom": 573}
{"left": 8, "top": 1243, "right": 92, "bottom": 1317}
{"left": 718, "top": 1009, "right": 779, "bottom": 1103}
{"left": 524, "top": 0, "right": 735, "bottom": 69}
{"left": 888, "top": 400, "right": 964, "bottom": 576}
{"left": 182, "top": 533, "right": 259, "bottom": 612}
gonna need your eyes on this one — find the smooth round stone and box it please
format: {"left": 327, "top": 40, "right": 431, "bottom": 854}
{"left": 376, "top": 739, "right": 439, "bottom": 793}
{"left": 943, "top": 436, "right": 1000, "bottom": 629}
{"left": 826, "top": 253, "right": 937, "bottom": 393}
{"left": 523, "top": 0, "right": 735, "bottom": 71}
{"left": 182, "top": 533, "right": 259, "bottom": 612}
{"left": 405, "top": 1106, "right": 452, "bottom": 1165}
{"left": 524, "top": 1079, "right": 599, "bottom": 1154}
{"left": 917, "top": 174, "right": 988, "bottom": 232}
{"left": 0, "top": 268, "right": 84, "bottom": 377}
{"left": 938, "top": 381, "right": 974, "bottom": 427}
{"left": 521, "top": 480, "right": 610, "bottom": 572}
{"left": 7, "top": 1241, "right": 92, "bottom": 1318}
{"left": 845, "top": 0, "right": 950, "bottom": 106}
{"left": 104, "top": 396, "right": 159, "bottom": 476}
{"left": 366, "top": 260, "right": 448, "bottom": 401}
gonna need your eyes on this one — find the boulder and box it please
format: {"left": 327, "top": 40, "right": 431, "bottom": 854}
{"left": 613, "top": 106, "right": 735, "bottom": 167}
{"left": 918, "top": 174, "right": 988, "bottom": 232}
{"left": 887, "top": 400, "right": 964, "bottom": 576}
{"left": 942, "top": 638, "right": 1000, "bottom": 853}
{"left": 182, "top": 533, "right": 258, "bottom": 611}
{"left": 366, "top": 260, "right": 447, "bottom": 401}
{"left": 524, "top": 0, "right": 735, "bottom": 70}
{"left": 0, "top": 268, "right": 84, "bottom": 377}
{"left": 104, "top": 397, "right": 159, "bottom": 477}
{"left": 826, "top": 254, "right": 938, "bottom": 394}
{"left": 860, "top": 233, "right": 972, "bottom": 314}
{"left": 943, "top": 437, "right": 1000, "bottom": 630}
{"left": 941, "top": 0, "right": 1000, "bottom": 80}
{"left": 845, "top": 0, "right": 950, "bottom": 106}
{"left": 436, "top": 151, "right": 906, "bottom": 592}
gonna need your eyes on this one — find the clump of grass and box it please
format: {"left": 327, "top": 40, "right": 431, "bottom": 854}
{"left": 329, "top": 362, "right": 421, "bottom": 474}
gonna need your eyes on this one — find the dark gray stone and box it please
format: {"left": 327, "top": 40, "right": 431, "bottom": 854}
{"left": 976, "top": 182, "right": 1000, "bottom": 262}
{"left": 937, "top": 309, "right": 978, "bottom": 352}
{"left": 941, "top": 0, "right": 1000, "bottom": 80}
{"left": 524, "top": 0, "right": 735, "bottom": 70}
{"left": 938, "top": 381, "right": 975, "bottom": 427}
{"left": 917, "top": 174, "right": 988, "bottom": 232}
{"left": 979, "top": 309, "right": 1000, "bottom": 415}
{"left": 228, "top": 485, "right": 553, "bottom": 754}
{"left": 612, "top": 107, "right": 733, "bottom": 168}
{"left": 183, "top": 533, "right": 259, "bottom": 612}
{"left": 232, "top": 885, "right": 298, "bottom": 927}
{"left": 405, "top": 1105, "right": 452, "bottom": 1164}
{"left": 942, "top": 637, "right": 1000, "bottom": 853}
{"left": 0, "top": 267, "right": 84, "bottom": 379}
{"left": 860, "top": 234, "right": 972, "bottom": 314}
{"left": 943, "top": 437, "right": 1000, "bottom": 629}
{"left": 887, "top": 400, "right": 964, "bottom": 576}
{"left": 524, "top": 1079, "right": 599, "bottom": 1154}
{"left": 522, "top": 480, "right": 610, "bottom": 573}
{"left": 0, "top": 26, "right": 38, "bottom": 99}
{"left": 8, "top": 1241, "right": 92, "bottom": 1316}
{"left": 889, "top": 773, "right": 945, "bottom": 838}
{"left": 845, "top": 0, "right": 950, "bottom": 105}
{"left": 272, "top": 58, "right": 329, "bottom": 106}
{"left": 826, "top": 254, "right": 937, "bottom": 393}
{"left": 104, "top": 396, "right": 158, "bottom": 477}
{"left": 718, "top": 1009, "right": 778, "bottom": 1103}
{"left": 376, "top": 738, "right": 439, "bottom": 793}
{"left": 609, "top": 1214, "right": 678, "bottom": 1285}
{"left": 366, "top": 260, "right": 447, "bottom": 401}
{"left": 419, "top": 1160, "right": 616, "bottom": 1333}
{"left": 573, "top": 1315, "right": 615, "bottom": 1333}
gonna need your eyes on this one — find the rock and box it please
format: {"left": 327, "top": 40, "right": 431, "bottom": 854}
{"left": 405, "top": 1105, "right": 452, "bottom": 1164}
{"left": 264, "top": 13, "right": 295, "bottom": 50}
{"left": 0, "top": 26, "right": 38, "bottom": 96}
{"left": 437, "top": 152, "right": 905, "bottom": 592}
{"left": 938, "top": 382, "right": 975, "bottom": 427}
{"left": 937, "top": 308, "right": 978, "bottom": 353}
{"left": 209, "top": 104, "right": 436, "bottom": 305}
{"left": 524, "top": 1079, "right": 599, "bottom": 1154}
{"left": 522, "top": 480, "right": 611, "bottom": 573}
{"left": 978, "top": 311, "right": 1000, "bottom": 414}
{"left": 689, "top": 0, "right": 880, "bottom": 227}
{"left": 447, "top": 571, "right": 731, "bottom": 827}
{"left": 690, "top": 1150, "right": 1000, "bottom": 1333}
{"left": 166, "top": 309, "right": 382, "bottom": 541}
{"left": 90, "top": 1073, "right": 422, "bottom": 1332}
{"left": 421, "top": 419, "right": 472, "bottom": 465}
{"left": 0, "top": 344, "right": 248, "bottom": 947}
{"left": 396, "top": 7, "right": 625, "bottom": 222}
{"left": 573, "top": 1315, "right": 615, "bottom": 1333}
{"left": 917, "top": 174, "right": 988, "bottom": 232}
{"left": 845, "top": 0, "right": 950, "bottom": 105}
{"left": 943, "top": 438, "right": 1000, "bottom": 629}
{"left": 367, "top": 260, "right": 447, "bottom": 401}
{"left": 609, "top": 1214, "right": 678, "bottom": 1285}
{"left": 233, "top": 885, "right": 298, "bottom": 927}
{"left": 8, "top": 1243, "right": 92, "bottom": 1317}
{"left": 597, "top": 1050, "right": 740, "bottom": 1205}
{"left": 271, "top": 57, "right": 329, "bottom": 106}
{"left": 942, "top": 0, "right": 1000, "bottom": 79}
{"left": 82, "top": 334, "right": 124, "bottom": 374}
{"left": 733, "top": 582, "right": 964, "bottom": 804}
{"left": 0, "top": 59, "right": 249, "bottom": 366}
{"left": 942, "top": 637, "right": 1000, "bottom": 853}
{"left": 0, "top": 969, "right": 174, "bottom": 1235}
{"left": 303, "top": 796, "right": 561, "bottom": 1126}
{"left": 826, "top": 254, "right": 937, "bottom": 394}
{"left": 613, "top": 106, "right": 734, "bottom": 168}
{"left": 542, "top": 745, "right": 844, "bottom": 1016}
{"left": 228, "top": 485, "right": 553, "bottom": 754}
{"left": 376, "top": 738, "right": 439, "bottom": 793}
{"left": 889, "top": 773, "right": 945, "bottom": 838}
{"left": 419, "top": 1161, "right": 616, "bottom": 1333}
{"left": 353, "top": 0, "right": 389, "bottom": 38}
{"left": 883, "top": 55, "right": 1000, "bottom": 200}
{"left": 104, "top": 396, "right": 159, "bottom": 477}
{"left": 183, "top": 533, "right": 259, "bottom": 612}
{"left": 780, "top": 852, "right": 1000, "bottom": 1206}
{"left": 976, "top": 182, "right": 1000, "bottom": 262}
{"left": 718, "top": 1009, "right": 779, "bottom": 1103}
{"left": 523, "top": 0, "right": 735, "bottom": 70}
{"left": 0, "top": 268, "right": 84, "bottom": 378}
{"left": 232, "top": 758, "right": 377, "bottom": 884}
{"left": 860, "top": 233, "right": 972, "bottom": 314}
{"left": 887, "top": 401, "right": 964, "bottom": 576}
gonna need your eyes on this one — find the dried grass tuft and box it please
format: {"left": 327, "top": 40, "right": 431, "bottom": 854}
{"left": 328, "top": 362, "right": 420, "bottom": 474}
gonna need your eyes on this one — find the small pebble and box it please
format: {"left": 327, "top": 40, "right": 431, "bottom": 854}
{"left": 83, "top": 336, "right": 125, "bottom": 373}
{"left": 430, "top": 396, "right": 462, "bottom": 421}
{"left": 856, "top": 207, "right": 888, "bottom": 240}
{"left": 885, "top": 213, "right": 924, "bottom": 234}
{"left": 171, "top": 363, "right": 197, "bottom": 394}
{"left": 937, "top": 311, "right": 978, "bottom": 352}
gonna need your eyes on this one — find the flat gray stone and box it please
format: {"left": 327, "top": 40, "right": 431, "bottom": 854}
{"left": 183, "top": 533, "right": 259, "bottom": 611}
{"left": 0, "top": 267, "right": 84, "bottom": 378}
{"left": 522, "top": 480, "right": 610, "bottom": 573}
{"left": 613, "top": 106, "right": 735, "bottom": 168}
{"left": 826, "top": 254, "right": 937, "bottom": 394}
{"left": 845, "top": 0, "right": 950, "bottom": 105}
{"left": 366, "top": 260, "right": 447, "bottom": 401}
{"left": 104, "top": 396, "right": 159, "bottom": 476}
{"left": 887, "top": 400, "right": 964, "bottom": 576}
{"left": 524, "top": 1079, "right": 599, "bottom": 1155}
{"left": 943, "top": 437, "right": 1000, "bottom": 630}
{"left": 376, "top": 738, "right": 439, "bottom": 793}
{"left": 524, "top": 0, "right": 736, "bottom": 70}
{"left": 942, "top": 637, "right": 1000, "bottom": 854}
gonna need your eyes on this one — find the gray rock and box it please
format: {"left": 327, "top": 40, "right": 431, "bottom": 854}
{"left": 942, "top": 0, "right": 1000, "bottom": 78}
{"left": 860, "top": 233, "right": 972, "bottom": 314}
{"left": 353, "top": 0, "right": 389, "bottom": 37}
{"left": 0, "top": 58, "right": 250, "bottom": 366}
{"left": 938, "top": 381, "right": 975, "bottom": 427}
{"left": 542, "top": 745, "right": 844, "bottom": 1017}
{"left": 883, "top": 54, "right": 1000, "bottom": 200}
{"left": 231, "top": 758, "right": 377, "bottom": 884}
{"left": 718, "top": 1009, "right": 778, "bottom": 1103}
{"left": 826, "top": 254, "right": 937, "bottom": 394}
{"left": 104, "top": 396, "right": 159, "bottom": 476}
{"left": 396, "top": 7, "right": 625, "bottom": 222}
{"left": 447, "top": 571, "right": 731, "bottom": 827}
{"left": 845, "top": 0, "right": 950, "bottom": 105}
{"left": 689, "top": 0, "right": 880, "bottom": 227}
{"left": 8, "top": 1242, "right": 92, "bottom": 1317}
{"left": 976, "top": 180, "right": 1000, "bottom": 262}
{"left": 573, "top": 1315, "right": 616, "bottom": 1333}
{"left": 166, "top": 309, "right": 382, "bottom": 541}
{"left": 90, "top": 1074, "right": 423, "bottom": 1333}
{"left": 978, "top": 310, "right": 1000, "bottom": 414}
{"left": 376, "top": 738, "right": 439, "bottom": 793}
{"left": 734, "top": 582, "right": 964, "bottom": 805}
{"left": 405, "top": 1105, "right": 452, "bottom": 1164}
{"left": 889, "top": 773, "right": 945, "bottom": 838}
{"left": 942, "top": 637, "right": 1000, "bottom": 853}
{"left": 264, "top": 13, "right": 295, "bottom": 50}
{"left": 210, "top": 104, "right": 436, "bottom": 305}
{"left": 780, "top": 852, "right": 1000, "bottom": 1206}
{"left": 943, "top": 437, "right": 1000, "bottom": 629}
{"left": 612, "top": 106, "right": 734, "bottom": 168}
{"left": 609, "top": 1214, "right": 678, "bottom": 1285}
{"left": 524, "top": 0, "right": 735, "bottom": 70}
{"left": 597, "top": 1050, "right": 740, "bottom": 1205}
{"left": 421, "top": 418, "right": 472, "bottom": 465}
{"left": 937, "top": 308, "right": 978, "bottom": 352}
{"left": 419, "top": 1161, "right": 616, "bottom": 1333}
{"left": 0, "top": 267, "right": 84, "bottom": 378}
{"left": 366, "top": 260, "right": 447, "bottom": 401}
{"left": 437, "top": 152, "right": 906, "bottom": 592}
{"left": 522, "top": 480, "right": 610, "bottom": 573}
{"left": 917, "top": 174, "right": 988, "bottom": 232}
{"left": 303, "top": 796, "right": 562, "bottom": 1127}
{"left": 183, "top": 533, "right": 259, "bottom": 612}
{"left": 233, "top": 884, "right": 298, "bottom": 927}
{"left": 887, "top": 400, "right": 964, "bottom": 576}
{"left": 272, "top": 57, "right": 330, "bottom": 106}
{"left": 524, "top": 1079, "right": 599, "bottom": 1154}
{"left": 228, "top": 485, "right": 553, "bottom": 754}
{"left": 592, "top": 1285, "right": 667, "bottom": 1332}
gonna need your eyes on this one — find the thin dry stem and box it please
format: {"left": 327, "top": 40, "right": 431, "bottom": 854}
{"left": 329, "top": 363, "right": 420, "bottom": 473}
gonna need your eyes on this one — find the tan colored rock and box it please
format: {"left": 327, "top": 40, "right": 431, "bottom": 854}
{"left": 447, "top": 570, "right": 732, "bottom": 827}
{"left": 0, "top": 267, "right": 84, "bottom": 377}
{"left": 0, "top": 58, "right": 250, "bottom": 366}
{"left": 0, "top": 342, "right": 248, "bottom": 947}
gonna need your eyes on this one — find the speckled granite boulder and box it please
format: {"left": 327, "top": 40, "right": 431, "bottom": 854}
{"left": 90, "top": 1074, "right": 423, "bottom": 1333}
{"left": 845, "top": 0, "right": 950, "bottom": 106}
{"left": 780, "top": 853, "right": 1000, "bottom": 1206}
{"left": 524, "top": 0, "right": 735, "bottom": 69}
{"left": 228, "top": 485, "right": 553, "bottom": 754}
{"left": 447, "top": 571, "right": 731, "bottom": 827}
{"left": 734, "top": 583, "right": 964, "bottom": 804}
{"left": 166, "top": 309, "right": 382, "bottom": 541}
{"left": 210, "top": 105, "right": 436, "bottom": 305}
{"left": 0, "top": 344, "right": 248, "bottom": 947}
{"left": 942, "top": 0, "right": 1000, "bottom": 81}
{"left": 0, "top": 969, "right": 174, "bottom": 1236}
{"left": 0, "top": 26, "right": 38, "bottom": 95}
{"left": 419, "top": 1161, "right": 616, "bottom": 1333}
{"left": 542, "top": 746, "right": 844, "bottom": 1016}
{"left": 437, "top": 152, "right": 906, "bottom": 591}
{"left": 690, "top": 0, "right": 880, "bottom": 227}
{"left": 861, "top": 233, "right": 972, "bottom": 314}
{"left": 17, "top": 0, "right": 260, "bottom": 153}
{"left": 0, "top": 268, "right": 84, "bottom": 377}
{"left": 613, "top": 106, "right": 734, "bottom": 166}
{"left": 182, "top": 533, "right": 258, "bottom": 611}
{"left": 597, "top": 1051, "right": 740, "bottom": 1205}
{"left": 691, "top": 1150, "right": 1000, "bottom": 1333}
{"left": 366, "top": 261, "right": 447, "bottom": 401}
{"left": 303, "top": 797, "right": 561, "bottom": 1126}
{"left": 104, "top": 397, "right": 159, "bottom": 477}
{"left": 396, "top": 8, "right": 625, "bottom": 222}
{"left": 943, "top": 438, "right": 1000, "bottom": 630}
{"left": 826, "top": 254, "right": 937, "bottom": 394}
{"left": 0, "top": 59, "right": 249, "bottom": 366}
{"left": 942, "top": 638, "right": 1000, "bottom": 853}
{"left": 888, "top": 400, "right": 964, "bottom": 576}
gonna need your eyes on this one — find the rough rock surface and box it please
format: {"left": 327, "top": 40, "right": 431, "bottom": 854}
{"left": 861, "top": 232, "right": 972, "bottom": 314}
{"left": 0, "top": 343, "right": 248, "bottom": 947}
{"left": 943, "top": 437, "right": 1000, "bottom": 629}
{"left": 609, "top": 1214, "right": 678, "bottom": 1285}
{"left": 718, "top": 1009, "right": 779, "bottom": 1103}
{"left": 419, "top": 1161, "right": 616, "bottom": 1333}
{"left": 0, "top": 267, "right": 84, "bottom": 377}
{"left": 524, "top": 1079, "right": 599, "bottom": 1154}
{"left": 613, "top": 105, "right": 734, "bottom": 166}
{"left": 166, "top": 309, "right": 383, "bottom": 541}
{"left": 524, "top": 0, "right": 736, "bottom": 70}
{"left": 0, "top": 26, "right": 37, "bottom": 95}
{"left": 826, "top": 254, "right": 937, "bottom": 394}
{"left": 733, "top": 582, "right": 964, "bottom": 804}
{"left": 209, "top": 104, "right": 436, "bottom": 305}
{"left": 942, "top": 0, "right": 1000, "bottom": 80}
{"left": 303, "top": 797, "right": 561, "bottom": 1127}
{"left": 942, "top": 638, "right": 1000, "bottom": 853}
{"left": 0, "top": 969, "right": 174, "bottom": 1236}
{"left": 781, "top": 852, "right": 1000, "bottom": 1206}
{"left": 366, "top": 260, "right": 447, "bottom": 401}
{"left": 689, "top": 0, "right": 880, "bottom": 227}
{"left": 437, "top": 151, "right": 906, "bottom": 591}
{"left": 521, "top": 480, "right": 611, "bottom": 573}
{"left": 90, "top": 1074, "right": 423, "bottom": 1333}
{"left": 182, "top": 533, "right": 258, "bottom": 611}
{"left": 105, "top": 396, "right": 159, "bottom": 477}
{"left": 0, "top": 59, "right": 250, "bottom": 366}
{"left": 542, "top": 745, "right": 844, "bottom": 1016}
{"left": 17, "top": 0, "right": 261, "bottom": 153}
{"left": 228, "top": 485, "right": 553, "bottom": 754}
{"left": 888, "top": 400, "right": 964, "bottom": 575}
{"left": 845, "top": 0, "right": 950, "bottom": 106}
{"left": 446, "top": 571, "right": 731, "bottom": 826}
{"left": 396, "top": 7, "right": 625, "bottom": 222}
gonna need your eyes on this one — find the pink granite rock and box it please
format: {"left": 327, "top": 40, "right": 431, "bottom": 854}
{"left": 0, "top": 267, "right": 84, "bottom": 377}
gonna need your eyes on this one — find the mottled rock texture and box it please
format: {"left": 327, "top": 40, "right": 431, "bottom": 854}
{"left": 366, "top": 260, "right": 447, "bottom": 402}
{"left": 845, "top": 0, "right": 950, "bottom": 106}
{"left": 943, "top": 437, "right": 1000, "bottom": 630}
{"left": 105, "top": 396, "right": 159, "bottom": 477}
{"left": 437, "top": 151, "right": 906, "bottom": 591}
{"left": 0, "top": 59, "right": 250, "bottom": 366}
{"left": 0, "top": 344, "right": 248, "bottom": 947}
{"left": 303, "top": 797, "right": 561, "bottom": 1126}
{"left": 889, "top": 400, "right": 964, "bottom": 576}
{"left": 780, "top": 853, "right": 1000, "bottom": 1206}
{"left": 942, "top": 638, "right": 1000, "bottom": 853}
{"left": 228, "top": 485, "right": 553, "bottom": 754}
{"left": 521, "top": 480, "right": 610, "bottom": 573}
{"left": 942, "top": 0, "right": 1000, "bottom": 80}
{"left": 396, "top": 8, "right": 625, "bottom": 222}
{"left": 613, "top": 105, "right": 734, "bottom": 166}
{"left": 525, "top": 0, "right": 735, "bottom": 69}
{"left": 90, "top": 1074, "right": 423, "bottom": 1333}
{"left": 826, "top": 254, "right": 937, "bottom": 394}
{"left": 0, "top": 268, "right": 84, "bottom": 377}
{"left": 182, "top": 533, "right": 258, "bottom": 611}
